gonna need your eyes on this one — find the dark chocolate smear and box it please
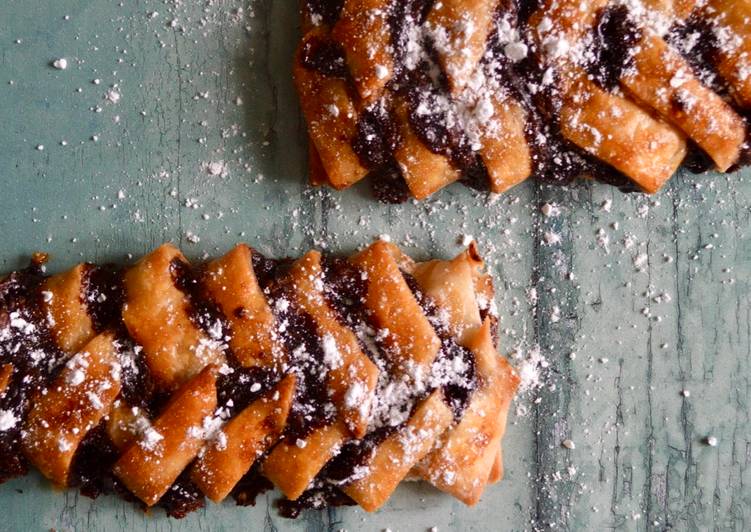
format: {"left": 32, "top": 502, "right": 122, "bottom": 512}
{"left": 588, "top": 5, "right": 640, "bottom": 91}
{"left": 82, "top": 264, "right": 125, "bottom": 332}
{"left": 277, "top": 484, "right": 356, "bottom": 519}
{"left": 304, "top": 0, "right": 344, "bottom": 27}
{"left": 169, "top": 257, "right": 229, "bottom": 343}
{"left": 269, "top": 285, "right": 336, "bottom": 441}
{"left": 352, "top": 103, "right": 400, "bottom": 169}
{"left": 70, "top": 421, "right": 120, "bottom": 499}
{"left": 0, "top": 259, "right": 65, "bottom": 484}
{"left": 159, "top": 471, "right": 205, "bottom": 519}
{"left": 300, "top": 37, "right": 348, "bottom": 78}
{"left": 370, "top": 162, "right": 411, "bottom": 204}
{"left": 231, "top": 463, "right": 274, "bottom": 506}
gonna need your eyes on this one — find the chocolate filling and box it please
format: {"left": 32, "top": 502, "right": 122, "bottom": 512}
{"left": 169, "top": 257, "right": 230, "bottom": 342}
{"left": 82, "top": 265, "right": 125, "bottom": 333}
{"left": 0, "top": 259, "right": 65, "bottom": 483}
{"left": 304, "top": 0, "right": 345, "bottom": 27}
{"left": 587, "top": 6, "right": 640, "bottom": 92}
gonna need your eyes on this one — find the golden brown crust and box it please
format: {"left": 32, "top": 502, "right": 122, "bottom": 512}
{"left": 294, "top": 30, "right": 369, "bottom": 189}
{"left": 413, "top": 320, "right": 519, "bottom": 505}
{"left": 622, "top": 33, "right": 746, "bottom": 171}
{"left": 113, "top": 365, "right": 218, "bottom": 506}
{"left": 191, "top": 374, "right": 296, "bottom": 502}
{"left": 559, "top": 71, "right": 687, "bottom": 193}
{"left": 703, "top": 0, "right": 751, "bottom": 109}
{"left": 203, "top": 244, "right": 282, "bottom": 369}
{"left": 122, "top": 244, "right": 225, "bottom": 390}
{"left": 528, "top": 0, "right": 609, "bottom": 61}
{"left": 22, "top": 332, "right": 121, "bottom": 486}
{"left": 42, "top": 264, "right": 95, "bottom": 354}
{"left": 351, "top": 241, "right": 441, "bottom": 372}
{"left": 332, "top": 0, "right": 394, "bottom": 102}
{"left": 263, "top": 420, "right": 350, "bottom": 500}
{"left": 406, "top": 247, "right": 517, "bottom": 504}
{"left": 488, "top": 450, "right": 503, "bottom": 484}
{"left": 106, "top": 401, "right": 147, "bottom": 451}
{"left": 480, "top": 94, "right": 533, "bottom": 194}
{"left": 342, "top": 390, "right": 453, "bottom": 512}
{"left": 393, "top": 100, "right": 460, "bottom": 199}
{"left": 0, "top": 363, "right": 12, "bottom": 397}
{"left": 642, "top": 0, "right": 697, "bottom": 20}
{"left": 295, "top": 0, "right": 750, "bottom": 199}
{"left": 6, "top": 242, "right": 519, "bottom": 514}
{"left": 411, "top": 244, "right": 486, "bottom": 345}
{"left": 426, "top": 0, "right": 499, "bottom": 94}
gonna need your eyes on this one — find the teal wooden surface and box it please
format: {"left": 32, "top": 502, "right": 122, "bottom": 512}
{"left": 0, "top": 1, "right": 749, "bottom": 531}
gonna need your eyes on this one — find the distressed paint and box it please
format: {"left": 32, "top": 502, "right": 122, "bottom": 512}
{"left": 0, "top": 1, "right": 749, "bottom": 531}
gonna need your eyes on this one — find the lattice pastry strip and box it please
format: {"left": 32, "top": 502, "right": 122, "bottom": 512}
{"left": 426, "top": 0, "right": 500, "bottom": 95}
{"left": 701, "top": 0, "right": 751, "bottom": 109}
{"left": 332, "top": 0, "right": 396, "bottom": 102}
{"left": 295, "top": 0, "right": 750, "bottom": 201}
{"left": 0, "top": 241, "right": 518, "bottom": 517}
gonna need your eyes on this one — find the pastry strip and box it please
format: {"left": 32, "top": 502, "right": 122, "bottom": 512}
{"left": 22, "top": 332, "right": 121, "bottom": 486}
{"left": 409, "top": 244, "right": 486, "bottom": 345}
{"left": 393, "top": 100, "right": 460, "bottom": 200}
{"left": 622, "top": 32, "right": 746, "bottom": 171}
{"left": 480, "top": 94, "right": 533, "bottom": 194}
{"left": 342, "top": 389, "right": 453, "bottom": 512}
{"left": 113, "top": 365, "right": 218, "bottom": 506}
{"left": 282, "top": 251, "right": 378, "bottom": 437}
{"left": 191, "top": 374, "right": 295, "bottom": 502}
{"left": 642, "top": 0, "right": 697, "bottom": 20}
{"left": 203, "top": 244, "right": 282, "bottom": 369}
{"left": 263, "top": 420, "right": 350, "bottom": 500}
{"left": 703, "top": 0, "right": 751, "bottom": 109}
{"left": 122, "top": 244, "right": 225, "bottom": 390}
{"left": 413, "top": 320, "right": 519, "bottom": 505}
{"left": 41, "top": 264, "right": 95, "bottom": 354}
{"left": 426, "top": 0, "right": 500, "bottom": 94}
{"left": 294, "top": 30, "right": 369, "bottom": 189}
{"left": 350, "top": 241, "right": 441, "bottom": 372}
{"left": 559, "top": 71, "right": 687, "bottom": 193}
{"left": 332, "top": 0, "right": 394, "bottom": 102}
{"left": 0, "top": 363, "right": 13, "bottom": 397}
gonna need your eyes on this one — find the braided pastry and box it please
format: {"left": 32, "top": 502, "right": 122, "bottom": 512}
{"left": 295, "top": 0, "right": 751, "bottom": 201}
{"left": 0, "top": 241, "right": 518, "bottom": 518}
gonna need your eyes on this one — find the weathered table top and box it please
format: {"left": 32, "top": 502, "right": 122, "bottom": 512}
{"left": 1, "top": 1, "right": 749, "bottom": 531}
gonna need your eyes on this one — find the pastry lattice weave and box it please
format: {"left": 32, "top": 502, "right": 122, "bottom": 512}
{"left": 296, "top": 0, "right": 751, "bottom": 201}
{"left": 0, "top": 241, "right": 518, "bottom": 517}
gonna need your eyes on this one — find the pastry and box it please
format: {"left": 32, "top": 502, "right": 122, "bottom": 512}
{"left": 295, "top": 0, "right": 750, "bottom": 201}
{"left": 0, "top": 241, "right": 518, "bottom": 518}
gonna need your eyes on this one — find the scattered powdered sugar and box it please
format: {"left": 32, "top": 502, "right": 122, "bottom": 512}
{"left": 513, "top": 345, "right": 549, "bottom": 396}
{"left": 140, "top": 427, "right": 164, "bottom": 451}
{"left": 322, "top": 335, "right": 343, "bottom": 370}
{"left": 0, "top": 409, "right": 19, "bottom": 431}
{"left": 204, "top": 160, "right": 228, "bottom": 177}
{"left": 65, "top": 353, "right": 90, "bottom": 386}
{"left": 105, "top": 88, "right": 121, "bottom": 104}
